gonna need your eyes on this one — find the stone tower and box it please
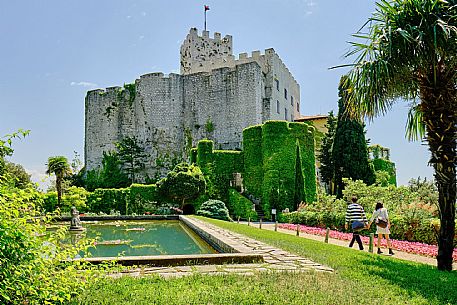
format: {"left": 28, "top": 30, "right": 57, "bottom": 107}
{"left": 85, "top": 28, "right": 301, "bottom": 181}
{"left": 180, "top": 28, "right": 233, "bottom": 75}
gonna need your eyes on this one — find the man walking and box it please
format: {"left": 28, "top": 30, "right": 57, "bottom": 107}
{"left": 344, "top": 196, "right": 367, "bottom": 250}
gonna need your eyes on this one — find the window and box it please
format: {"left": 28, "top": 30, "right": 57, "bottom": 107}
{"left": 296, "top": 101, "right": 299, "bottom": 112}
{"left": 284, "top": 88, "right": 288, "bottom": 100}
{"left": 285, "top": 108, "right": 288, "bottom": 120}
{"left": 276, "top": 100, "right": 280, "bottom": 114}
{"left": 275, "top": 79, "right": 279, "bottom": 91}
{"left": 291, "top": 95, "right": 294, "bottom": 106}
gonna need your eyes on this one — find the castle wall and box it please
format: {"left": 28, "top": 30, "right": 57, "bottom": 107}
{"left": 85, "top": 88, "right": 122, "bottom": 171}
{"left": 85, "top": 28, "right": 300, "bottom": 181}
{"left": 85, "top": 63, "right": 264, "bottom": 176}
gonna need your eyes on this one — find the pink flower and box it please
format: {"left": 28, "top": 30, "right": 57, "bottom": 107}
{"left": 278, "top": 223, "right": 457, "bottom": 261}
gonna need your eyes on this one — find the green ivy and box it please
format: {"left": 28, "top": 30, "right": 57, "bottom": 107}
{"left": 242, "top": 125, "right": 263, "bottom": 198}
{"left": 196, "top": 140, "right": 243, "bottom": 202}
{"left": 228, "top": 188, "right": 258, "bottom": 220}
{"left": 372, "top": 158, "right": 397, "bottom": 186}
{"left": 205, "top": 118, "right": 215, "bottom": 134}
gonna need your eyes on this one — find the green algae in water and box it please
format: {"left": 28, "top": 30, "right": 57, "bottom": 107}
{"left": 78, "top": 220, "right": 215, "bottom": 257}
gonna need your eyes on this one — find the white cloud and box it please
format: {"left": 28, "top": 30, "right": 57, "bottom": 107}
{"left": 139, "top": 35, "right": 145, "bottom": 40}
{"left": 70, "top": 81, "right": 98, "bottom": 88}
{"left": 141, "top": 12, "right": 147, "bottom": 17}
{"left": 126, "top": 15, "right": 132, "bottom": 19}
{"left": 26, "top": 166, "right": 52, "bottom": 191}
{"left": 304, "top": 0, "right": 317, "bottom": 16}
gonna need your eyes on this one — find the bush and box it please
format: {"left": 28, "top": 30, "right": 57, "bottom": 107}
{"left": 158, "top": 163, "right": 206, "bottom": 206}
{"left": 196, "top": 199, "right": 231, "bottom": 221}
{"left": 227, "top": 189, "right": 258, "bottom": 221}
{"left": 279, "top": 210, "right": 346, "bottom": 230}
{"left": 43, "top": 186, "right": 89, "bottom": 213}
{"left": 0, "top": 184, "right": 100, "bottom": 304}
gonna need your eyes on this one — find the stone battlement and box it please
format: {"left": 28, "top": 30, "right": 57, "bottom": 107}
{"left": 85, "top": 28, "right": 301, "bottom": 178}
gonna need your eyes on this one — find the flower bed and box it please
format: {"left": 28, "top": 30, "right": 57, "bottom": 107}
{"left": 278, "top": 223, "right": 457, "bottom": 262}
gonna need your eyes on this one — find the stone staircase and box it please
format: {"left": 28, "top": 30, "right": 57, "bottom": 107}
{"left": 254, "top": 204, "right": 265, "bottom": 220}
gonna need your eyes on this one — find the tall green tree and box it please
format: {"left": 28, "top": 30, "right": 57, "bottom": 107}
{"left": 318, "top": 110, "right": 337, "bottom": 193}
{"left": 294, "top": 144, "right": 305, "bottom": 210}
{"left": 5, "top": 161, "right": 31, "bottom": 189}
{"left": 115, "top": 136, "right": 147, "bottom": 184}
{"left": 46, "top": 156, "right": 71, "bottom": 208}
{"left": 341, "top": 0, "right": 457, "bottom": 270}
{"left": 332, "top": 76, "right": 375, "bottom": 198}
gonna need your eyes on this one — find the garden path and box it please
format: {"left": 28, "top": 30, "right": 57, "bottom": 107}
{"left": 245, "top": 222, "right": 457, "bottom": 270}
{"left": 110, "top": 217, "right": 333, "bottom": 278}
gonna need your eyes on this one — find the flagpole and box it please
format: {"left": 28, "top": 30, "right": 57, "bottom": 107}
{"left": 204, "top": 9, "right": 207, "bottom": 31}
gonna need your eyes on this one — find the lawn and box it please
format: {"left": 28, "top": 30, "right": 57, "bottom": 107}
{"left": 75, "top": 217, "right": 457, "bottom": 305}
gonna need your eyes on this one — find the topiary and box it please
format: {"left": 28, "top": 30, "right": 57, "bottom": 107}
{"left": 196, "top": 199, "right": 232, "bottom": 221}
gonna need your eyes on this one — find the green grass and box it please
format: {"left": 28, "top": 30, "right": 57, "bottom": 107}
{"left": 75, "top": 217, "right": 457, "bottom": 305}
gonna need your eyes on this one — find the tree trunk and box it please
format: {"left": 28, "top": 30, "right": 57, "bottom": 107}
{"left": 420, "top": 75, "right": 456, "bottom": 271}
{"left": 56, "top": 175, "right": 62, "bottom": 209}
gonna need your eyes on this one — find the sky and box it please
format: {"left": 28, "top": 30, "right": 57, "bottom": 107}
{"left": 0, "top": 0, "right": 433, "bottom": 188}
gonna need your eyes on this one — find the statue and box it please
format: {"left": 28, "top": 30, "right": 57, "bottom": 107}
{"left": 69, "top": 206, "right": 84, "bottom": 231}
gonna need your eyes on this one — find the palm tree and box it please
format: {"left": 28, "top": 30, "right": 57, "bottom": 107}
{"left": 46, "top": 156, "right": 71, "bottom": 209}
{"left": 339, "top": 0, "right": 456, "bottom": 271}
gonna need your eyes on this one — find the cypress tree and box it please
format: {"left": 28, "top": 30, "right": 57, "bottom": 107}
{"left": 294, "top": 144, "right": 305, "bottom": 209}
{"left": 318, "top": 110, "right": 337, "bottom": 193}
{"left": 332, "top": 76, "right": 375, "bottom": 197}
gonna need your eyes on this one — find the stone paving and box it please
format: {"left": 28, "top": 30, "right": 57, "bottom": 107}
{"left": 112, "top": 217, "right": 333, "bottom": 278}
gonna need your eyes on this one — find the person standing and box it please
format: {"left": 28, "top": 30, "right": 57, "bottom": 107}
{"left": 344, "top": 196, "right": 368, "bottom": 250}
{"left": 368, "top": 202, "right": 394, "bottom": 255}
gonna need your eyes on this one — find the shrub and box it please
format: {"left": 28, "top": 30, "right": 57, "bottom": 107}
{"left": 196, "top": 199, "right": 231, "bottom": 221}
{"left": 43, "top": 186, "right": 89, "bottom": 213}
{"left": 158, "top": 163, "right": 206, "bottom": 207}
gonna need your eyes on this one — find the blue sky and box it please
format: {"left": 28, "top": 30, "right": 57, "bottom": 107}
{"left": 0, "top": 0, "right": 433, "bottom": 187}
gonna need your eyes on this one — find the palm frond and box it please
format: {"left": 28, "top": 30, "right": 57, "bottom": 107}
{"left": 406, "top": 104, "right": 426, "bottom": 141}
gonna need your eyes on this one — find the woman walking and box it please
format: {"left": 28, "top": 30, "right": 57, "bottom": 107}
{"left": 368, "top": 202, "right": 394, "bottom": 255}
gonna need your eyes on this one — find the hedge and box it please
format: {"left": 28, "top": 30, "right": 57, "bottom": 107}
{"left": 87, "top": 188, "right": 129, "bottom": 215}
{"left": 87, "top": 184, "right": 175, "bottom": 215}
{"left": 279, "top": 211, "right": 440, "bottom": 245}
{"left": 128, "top": 184, "right": 159, "bottom": 215}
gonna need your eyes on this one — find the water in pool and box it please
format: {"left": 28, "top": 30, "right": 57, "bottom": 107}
{"left": 70, "top": 220, "right": 216, "bottom": 257}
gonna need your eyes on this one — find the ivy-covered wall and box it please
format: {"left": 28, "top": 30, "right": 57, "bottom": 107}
{"left": 372, "top": 158, "right": 397, "bottom": 186}
{"left": 260, "top": 121, "right": 316, "bottom": 216}
{"left": 243, "top": 125, "right": 263, "bottom": 198}
{"left": 196, "top": 140, "right": 244, "bottom": 202}
{"left": 194, "top": 120, "right": 317, "bottom": 218}
{"left": 369, "top": 145, "right": 397, "bottom": 186}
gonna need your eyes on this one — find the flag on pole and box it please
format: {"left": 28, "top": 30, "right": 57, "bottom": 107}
{"left": 204, "top": 5, "right": 210, "bottom": 11}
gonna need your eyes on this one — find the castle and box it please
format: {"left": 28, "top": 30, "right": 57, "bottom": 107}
{"left": 85, "top": 28, "right": 301, "bottom": 179}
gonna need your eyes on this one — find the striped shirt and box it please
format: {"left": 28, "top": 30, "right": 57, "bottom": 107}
{"left": 345, "top": 203, "right": 368, "bottom": 223}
